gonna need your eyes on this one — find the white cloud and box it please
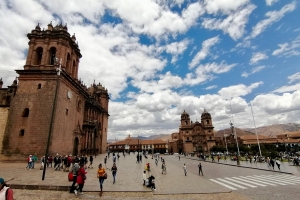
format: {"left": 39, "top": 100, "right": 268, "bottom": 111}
{"left": 288, "top": 72, "right": 300, "bottom": 83}
{"left": 266, "top": 0, "right": 279, "bottom": 6}
{"left": 253, "top": 90, "right": 300, "bottom": 115}
{"left": 185, "top": 62, "right": 236, "bottom": 86}
{"left": 250, "top": 52, "right": 268, "bottom": 65}
{"left": 163, "top": 39, "right": 190, "bottom": 63}
{"left": 272, "top": 36, "right": 300, "bottom": 57}
{"left": 242, "top": 65, "right": 266, "bottom": 77}
{"left": 189, "top": 36, "right": 220, "bottom": 68}
{"left": 273, "top": 83, "right": 300, "bottom": 93}
{"left": 204, "top": 0, "right": 249, "bottom": 15}
{"left": 251, "top": 2, "right": 296, "bottom": 38}
{"left": 202, "top": 4, "right": 256, "bottom": 40}
{"left": 218, "top": 82, "right": 264, "bottom": 98}
{"left": 205, "top": 85, "right": 217, "bottom": 90}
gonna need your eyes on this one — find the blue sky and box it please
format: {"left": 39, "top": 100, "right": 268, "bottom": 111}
{"left": 0, "top": 0, "right": 299, "bottom": 140}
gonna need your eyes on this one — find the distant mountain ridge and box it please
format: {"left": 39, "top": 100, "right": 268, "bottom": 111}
{"left": 108, "top": 123, "right": 300, "bottom": 142}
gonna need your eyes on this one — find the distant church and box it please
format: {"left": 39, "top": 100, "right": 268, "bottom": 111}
{"left": 0, "top": 22, "right": 109, "bottom": 160}
{"left": 169, "top": 110, "right": 215, "bottom": 154}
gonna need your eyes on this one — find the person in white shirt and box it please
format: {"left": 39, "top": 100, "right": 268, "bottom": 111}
{"left": 142, "top": 170, "right": 147, "bottom": 185}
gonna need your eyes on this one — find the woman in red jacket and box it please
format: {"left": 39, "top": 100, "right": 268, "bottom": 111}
{"left": 76, "top": 162, "right": 87, "bottom": 195}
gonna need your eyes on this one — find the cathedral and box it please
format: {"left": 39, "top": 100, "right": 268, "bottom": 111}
{"left": 169, "top": 110, "right": 216, "bottom": 154}
{"left": 0, "top": 22, "right": 109, "bottom": 160}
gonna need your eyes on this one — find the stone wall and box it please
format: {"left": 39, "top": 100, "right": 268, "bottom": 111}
{"left": 0, "top": 107, "right": 9, "bottom": 155}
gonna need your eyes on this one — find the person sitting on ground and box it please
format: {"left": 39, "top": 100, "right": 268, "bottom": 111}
{"left": 0, "top": 178, "right": 14, "bottom": 200}
{"left": 147, "top": 175, "right": 156, "bottom": 191}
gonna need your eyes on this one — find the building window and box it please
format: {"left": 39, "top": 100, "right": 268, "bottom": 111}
{"left": 22, "top": 108, "right": 29, "bottom": 117}
{"left": 20, "top": 129, "right": 25, "bottom": 136}
{"left": 49, "top": 47, "right": 57, "bottom": 65}
{"left": 34, "top": 47, "right": 43, "bottom": 65}
{"left": 206, "top": 120, "right": 209, "bottom": 124}
{"left": 185, "top": 121, "right": 188, "bottom": 125}
{"left": 66, "top": 108, "right": 68, "bottom": 115}
{"left": 38, "top": 83, "right": 42, "bottom": 89}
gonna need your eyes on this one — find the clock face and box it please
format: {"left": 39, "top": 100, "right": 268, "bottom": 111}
{"left": 67, "top": 90, "right": 72, "bottom": 99}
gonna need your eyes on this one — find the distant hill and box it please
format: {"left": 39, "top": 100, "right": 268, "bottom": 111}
{"left": 214, "top": 127, "right": 254, "bottom": 138}
{"left": 243, "top": 123, "right": 300, "bottom": 137}
{"left": 108, "top": 123, "right": 300, "bottom": 142}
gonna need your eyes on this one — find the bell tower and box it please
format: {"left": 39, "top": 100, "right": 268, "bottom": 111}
{"left": 180, "top": 110, "right": 191, "bottom": 127}
{"left": 25, "top": 22, "right": 82, "bottom": 78}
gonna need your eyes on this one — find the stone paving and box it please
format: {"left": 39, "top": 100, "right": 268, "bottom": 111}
{"left": 1, "top": 153, "right": 299, "bottom": 199}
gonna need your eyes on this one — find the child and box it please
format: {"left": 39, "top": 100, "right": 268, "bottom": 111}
{"left": 143, "top": 170, "right": 147, "bottom": 185}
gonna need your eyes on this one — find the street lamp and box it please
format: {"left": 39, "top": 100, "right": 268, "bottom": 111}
{"left": 42, "top": 58, "right": 62, "bottom": 180}
{"left": 137, "top": 135, "right": 139, "bottom": 161}
{"left": 230, "top": 122, "right": 240, "bottom": 165}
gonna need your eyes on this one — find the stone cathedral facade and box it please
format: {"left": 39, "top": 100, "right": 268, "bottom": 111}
{"left": 0, "top": 22, "right": 109, "bottom": 160}
{"left": 169, "top": 110, "right": 216, "bottom": 154}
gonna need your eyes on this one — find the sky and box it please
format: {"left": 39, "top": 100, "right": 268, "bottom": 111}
{"left": 0, "top": 0, "right": 299, "bottom": 140}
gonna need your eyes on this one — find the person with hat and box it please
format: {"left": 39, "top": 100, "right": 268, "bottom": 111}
{"left": 0, "top": 178, "right": 14, "bottom": 200}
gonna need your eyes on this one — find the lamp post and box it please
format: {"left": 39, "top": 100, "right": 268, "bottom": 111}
{"left": 42, "top": 58, "right": 62, "bottom": 180}
{"left": 250, "top": 102, "right": 262, "bottom": 157}
{"left": 137, "top": 135, "right": 140, "bottom": 162}
{"left": 230, "top": 122, "right": 240, "bottom": 165}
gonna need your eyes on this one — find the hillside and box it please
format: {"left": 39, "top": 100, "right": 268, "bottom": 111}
{"left": 108, "top": 123, "right": 300, "bottom": 142}
{"left": 243, "top": 123, "right": 300, "bottom": 137}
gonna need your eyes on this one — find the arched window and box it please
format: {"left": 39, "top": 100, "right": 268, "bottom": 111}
{"left": 34, "top": 47, "right": 43, "bottom": 65}
{"left": 22, "top": 108, "right": 29, "bottom": 117}
{"left": 38, "top": 83, "right": 42, "bottom": 89}
{"left": 66, "top": 53, "right": 71, "bottom": 72}
{"left": 20, "top": 129, "right": 25, "bottom": 136}
{"left": 49, "top": 47, "right": 57, "bottom": 65}
{"left": 206, "top": 120, "right": 209, "bottom": 124}
{"left": 72, "top": 60, "right": 76, "bottom": 76}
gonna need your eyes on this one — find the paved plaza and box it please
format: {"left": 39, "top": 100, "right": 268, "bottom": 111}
{"left": 1, "top": 153, "right": 300, "bottom": 199}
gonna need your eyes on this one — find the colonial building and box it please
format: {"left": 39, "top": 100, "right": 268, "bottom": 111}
{"left": 108, "top": 135, "right": 168, "bottom": 154}
{"left": 0, "top": 23, "right": 109, "bottom": 160}
{"left": 169, "top": 110, "right": 215, "bottom": 154}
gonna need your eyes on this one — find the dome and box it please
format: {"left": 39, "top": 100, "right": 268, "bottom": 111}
{"left": 201, "top": 109, "right": 211, "bottom": 119}
{"left": 181, "top": 110, "right": 189, "bottom": 119}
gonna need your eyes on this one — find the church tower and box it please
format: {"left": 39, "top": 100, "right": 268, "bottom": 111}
{"left": 2, "top": 23, "right": 109, "bottom": 159}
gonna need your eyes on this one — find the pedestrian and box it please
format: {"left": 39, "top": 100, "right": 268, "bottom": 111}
{"left": 97, "top": 163, "right": 106, "bottom": 196}
{"left": 88, "top": 155, "right": 93, "bottom": 168}
{"left": 70, "top": 159, "right": 80, "bottom": 195}
{"left": 162, "top": 161, "right": 166, "bottom": 174}
{"left": 155, "top": 157, "right": 158, "bottom": 165}
{"left": 275, "top": 158, "right": 281, "bottom": 170}
{"left": 0, "top": 177, "right": 14, "bottom": 200}
{"left": 179, "top": 155, "right": 180, "bottom": 161}
{"left": 104, "top": 156, "right": 107, "bottom": 167}
{"left": 183, "top": 163, "right": 187, "bottom": 176}
{"left": 198, "top": 162, "right": 203, "bottom": 176}
{"left": 76, "top": 162, "right": 87, "bottom": 195}
{"left": 270, "top": 158, "right": 275, "bottom": 170}
{"left": 111, "top": 162, "right": 117, "bottom": 184}
{"left": 136, "top": 154, "right": 140, "bottom": 163}
{"left": 142, "top": 170, "right": 147, "bottom": 185}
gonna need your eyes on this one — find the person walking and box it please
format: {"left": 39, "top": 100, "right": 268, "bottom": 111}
{"left": 161, "top": 161, "right": 166, "bottom": 174}
{"left": 183, "top": 163, "right": 187, "bottom": 176}
{"left": 198, "top": 162, "right": 203, "bottom": 176}
{"left": 104, "top": 156, "right": 107, "bottom": 167}
{"left": 0, "top": 178, "right": 14, "bottom": 200}
{"left": 111, "top": 162, "right": 118, "bottom": 184}
{"left": 70, "top": 159, "right": 80, "bottom": 195}
{"left": 88, "top": 155, "right": 93, "bottom": 168}
{"left": 275, "top": 158, "right": 281, "bottom": 170}
{"left": 76, "top": 162, "right": 87, "bottom": 195}
{"left": 270, "top": 158, "right": 275, "bottom": 170}
{"left": 97, "top": 163, "right": 106, "bottom": 196}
